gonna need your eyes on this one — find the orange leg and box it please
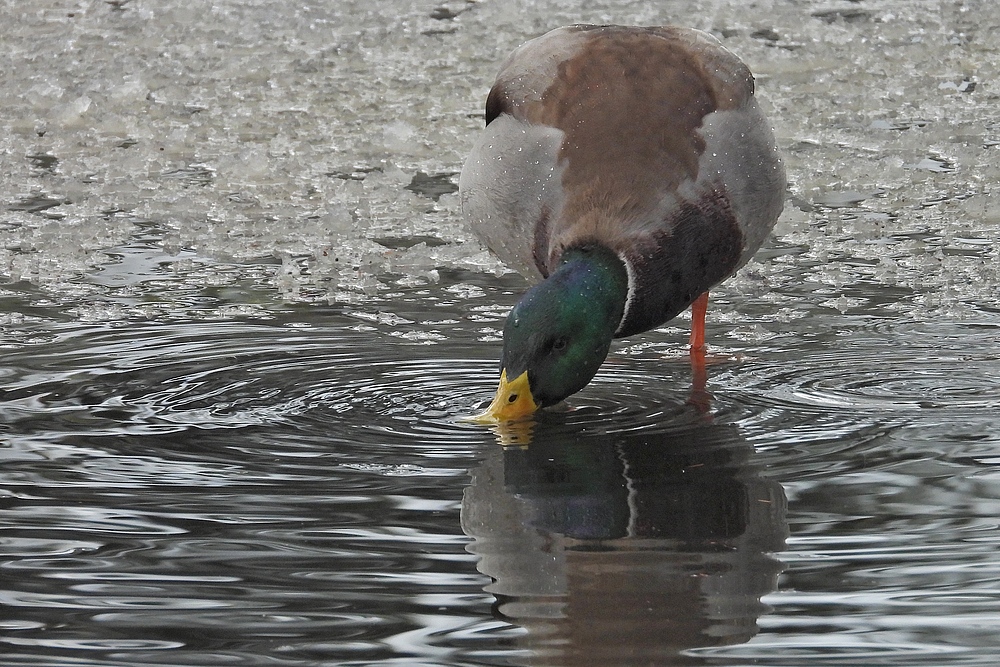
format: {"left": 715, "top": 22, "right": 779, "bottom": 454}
{"left": 687, "top": 292, "right": 711, "bottom": 414}
{"left": 689, "top": 292, "right": 708, "bottom": 352}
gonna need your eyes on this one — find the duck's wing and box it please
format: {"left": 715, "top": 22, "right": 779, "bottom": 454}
{"left": 460, "top": 25, "right": 785, "bottom": 334}
{"left": 458, "top": 26, "right": 595, "bottom": 281}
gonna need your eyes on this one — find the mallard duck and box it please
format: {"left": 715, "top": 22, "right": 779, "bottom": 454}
{"left": 460, "top": 25, "right": 785, "bottom": 421}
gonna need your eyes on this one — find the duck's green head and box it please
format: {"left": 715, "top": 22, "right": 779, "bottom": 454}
{"left": 474, "top": 244, "right": 629, "bottom": 422}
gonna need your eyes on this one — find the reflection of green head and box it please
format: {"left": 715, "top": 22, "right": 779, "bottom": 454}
{"left": 501, "top": 244, "right": 629, "bottom": 408}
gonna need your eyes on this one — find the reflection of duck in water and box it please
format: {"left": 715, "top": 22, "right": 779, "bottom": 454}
{"left": 462, "top": 421, "right": 787, "bottom": 666}
{"left": 461, "top": 25, "right": 785, "bottom": 422}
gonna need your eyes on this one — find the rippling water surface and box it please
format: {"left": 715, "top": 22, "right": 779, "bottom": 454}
{"left": 5, "top": 278, "right": 1000, "bottom": 666}
{"left": 4, "top": 0, "right": 1000, "bottom": 665}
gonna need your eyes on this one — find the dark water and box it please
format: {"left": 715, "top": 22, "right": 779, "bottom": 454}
{"left": 3, "top": 262, "right": 1000, "bottom": 667}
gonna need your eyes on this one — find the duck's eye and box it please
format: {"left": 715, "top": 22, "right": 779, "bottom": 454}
{"left": 551, "top": 337, "right": 568, "bottom": 352}
{"left": 507, "top": 393, "right": 519, "bottom": 403}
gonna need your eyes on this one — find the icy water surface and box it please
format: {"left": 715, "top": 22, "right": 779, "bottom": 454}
{"left": 3, "top": 0, "right": 1000, "bottom": 665}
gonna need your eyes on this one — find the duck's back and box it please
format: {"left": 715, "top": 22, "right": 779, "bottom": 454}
{"left": 460, "top": 25, "right": 785, "bottom": 337}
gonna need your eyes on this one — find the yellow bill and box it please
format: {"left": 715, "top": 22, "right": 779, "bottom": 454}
{"left": 468, "top": 369, "right": 538, "bottom": 423}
